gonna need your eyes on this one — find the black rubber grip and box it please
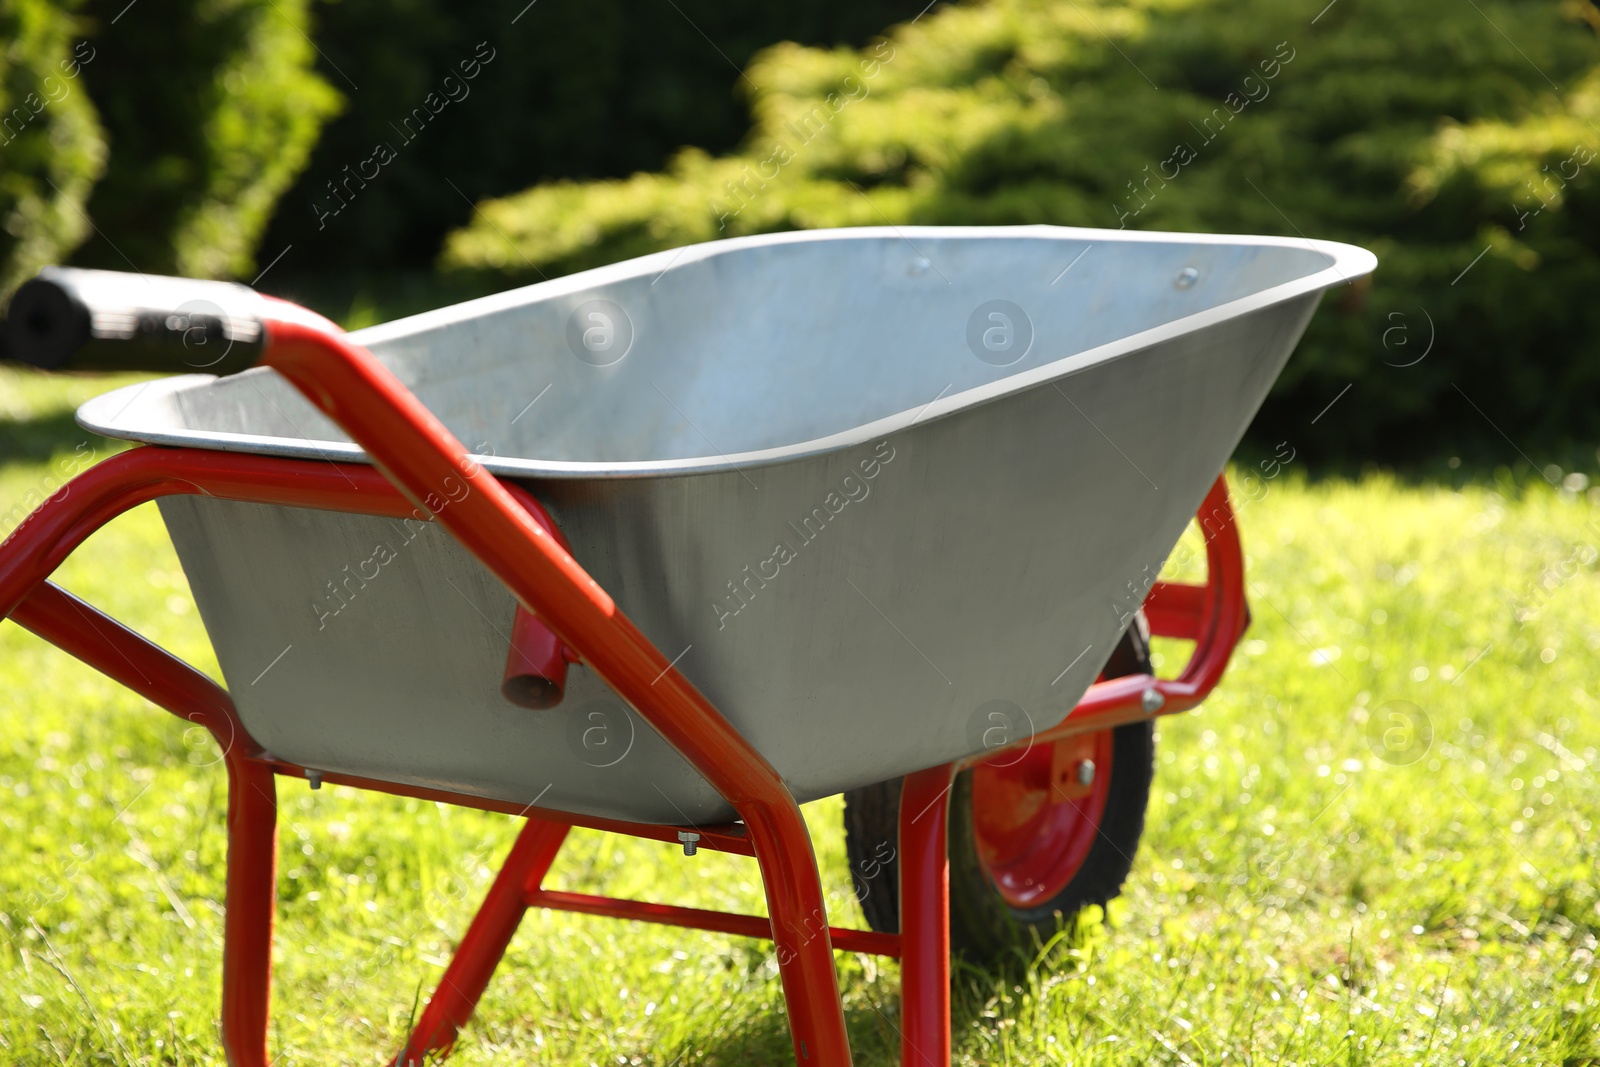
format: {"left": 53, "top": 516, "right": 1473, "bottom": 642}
{"left": 2, "top": 266, "right": 267, "bottom": 375}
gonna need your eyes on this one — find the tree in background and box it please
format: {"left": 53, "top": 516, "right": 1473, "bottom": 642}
{"left": 70, "top": 0, "right": 338, "bottom": 279}
{"left": 0, "top": 0, "right": 104, "bottom": 297}
{"left": 256, "top": 0, "right": 921, "bottom": 277}
{"left": 440, "top": 0, "right": 1600, "bottom": 463}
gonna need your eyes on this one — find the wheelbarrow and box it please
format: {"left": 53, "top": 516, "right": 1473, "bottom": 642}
{"left": 0, "top": 225, "right": 1375, "bottom": 1065}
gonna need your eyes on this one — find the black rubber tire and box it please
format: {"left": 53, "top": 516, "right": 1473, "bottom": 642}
{"left": 842, "top": 617, "right": 1156, "bottom": 966}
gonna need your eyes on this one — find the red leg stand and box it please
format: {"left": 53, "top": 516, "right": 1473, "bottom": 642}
{"left": 395, "top": 818, "right": 570, "bottom": 1065}
{"left": 743, "top": 799, "right": 854, "bottom": 1065}
{"left": 899, "top": 765, "right": 955, "bottom": 1067}
{"left": 221, "top": 758, "right": 278, "bottom": 1067}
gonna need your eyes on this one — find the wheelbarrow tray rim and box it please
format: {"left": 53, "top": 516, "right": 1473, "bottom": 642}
{"left": 77, "top": 224, "right": 1375, "bottom": 479}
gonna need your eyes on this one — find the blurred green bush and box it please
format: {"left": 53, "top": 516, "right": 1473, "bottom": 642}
{"left": 441, "top": 0, "right": 1600, "bottom": 462}
{"left": 256, "top": 0, "right": 915, "bottom": 274}
{"left": 0, "top": 0, "right": 104, "bottom": 296}
{"left": 71, "top": 0, "right": 339, "bottom": 279}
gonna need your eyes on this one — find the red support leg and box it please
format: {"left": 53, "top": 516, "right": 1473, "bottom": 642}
{"left": 395, "top": 818, "right": 570, "bottom": 1065}
{"left": 898, "top": 765, "right": 955, "bottom": 1067}
{"left": 742, "top": 798, "right": 854, "bottom": 1064}
{"left": 221, "top": 758, "right": 278, "bottom": 1067}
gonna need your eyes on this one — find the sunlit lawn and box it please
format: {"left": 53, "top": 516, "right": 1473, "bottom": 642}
{"left": 2, "top": 363, "right": 1598, "bottom": 1064}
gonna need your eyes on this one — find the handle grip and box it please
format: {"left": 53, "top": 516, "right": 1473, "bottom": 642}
{"left": 3, "top": 266, "right": 267, "bottom": 374}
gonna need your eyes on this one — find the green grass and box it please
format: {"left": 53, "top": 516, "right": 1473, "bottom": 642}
{"left": 2, "top": 363, "right": 1599, "bottom": 1065}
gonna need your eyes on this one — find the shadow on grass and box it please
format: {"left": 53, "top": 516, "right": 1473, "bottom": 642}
{"left": 684, "top": 999, "right": 894, "bottom": 1066}
{"left": 684, "top": 992, "right": 952, "bottom": 1066}
{"left": 682, "top": 953, "right": 1022, "bottom": 1066}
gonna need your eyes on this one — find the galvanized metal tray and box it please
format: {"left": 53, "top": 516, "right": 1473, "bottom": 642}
{"left": 79, "top": 226, "right": 1375, "bottom": 824}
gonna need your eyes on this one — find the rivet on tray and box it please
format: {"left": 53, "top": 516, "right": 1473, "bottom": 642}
{"left": 677, "top": 831, "right": 701, "bottom": 857}
{"left": 909, "top": 256, "right": 932, "bottom": 276}
{"left": 1141, "top": 688, "right": 1165, "bottom": 714}
{"left": 1175, "top": 267, "right": 1200, "bottom": 289}
{"left": 307, "top": 769, "right": 322, "bottom": 790}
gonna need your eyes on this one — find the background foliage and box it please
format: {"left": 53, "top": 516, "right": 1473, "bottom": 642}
{"left": 4, "top": 0, "right": 1600, "bottom": 460}
{"left": 256, "top": 0, "right": 917, "bottom": 275}
{"left": 71, "top": 0, "right": 339, "bottom": 279}
{"left": 0, "top": 0, "right": 104, "bottom": 298}
{"left": 440, "top": 0, "right": 1600, "bottom": 464}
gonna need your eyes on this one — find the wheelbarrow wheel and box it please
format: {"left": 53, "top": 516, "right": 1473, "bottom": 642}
{"left": 842, "top": 616, "right": 1156, "bottom": 966}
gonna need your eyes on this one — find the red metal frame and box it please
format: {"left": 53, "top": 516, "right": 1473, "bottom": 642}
{"left": 0, "top": 302, "right": 1249, "bottom": 1067}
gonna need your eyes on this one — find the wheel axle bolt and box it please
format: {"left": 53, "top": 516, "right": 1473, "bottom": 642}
{"left": 1076, "top": 759, "right": 1096, "bottom": 787}
{"left": 1141, "top": 687, "right": 1165, "bottom": 714}
{"left": 677, "top": 831, "right": 700, "bottom": 857}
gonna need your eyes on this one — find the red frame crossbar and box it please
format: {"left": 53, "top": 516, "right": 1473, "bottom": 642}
{"left": 0, "top": 304, "right": 1248, "bottom": 1066}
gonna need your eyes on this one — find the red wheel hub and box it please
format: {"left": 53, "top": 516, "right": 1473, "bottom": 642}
{"left": 969, "top": 727, "right": 1115, "bottom": 910}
